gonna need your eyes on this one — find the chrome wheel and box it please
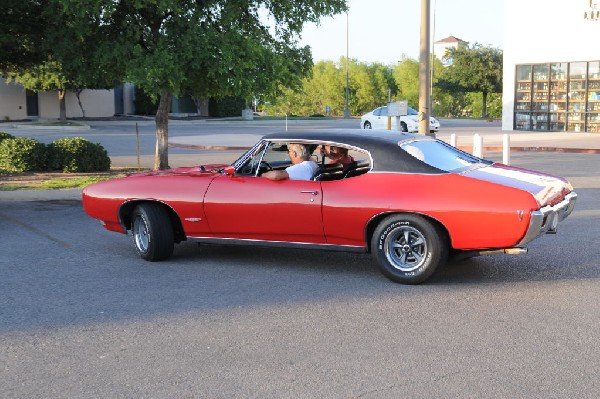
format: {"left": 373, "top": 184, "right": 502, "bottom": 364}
{"left": 372, "top": 214, "right": 448, "bottom": 284}
{"left": 364, "top": 121, "right": 372, "bottom": 129}
{"left": 133, "top": 214, "right": 150, "bottom": 253}
{"left": 384, "top": 225, "right": 427, "bottom": 272}
{"left": 130, "top": 204, "right": 174, "bottom": 261}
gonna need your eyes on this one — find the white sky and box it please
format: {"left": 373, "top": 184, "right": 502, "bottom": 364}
{"left": 298, "top": 0, "right": 504, "bottom": 64}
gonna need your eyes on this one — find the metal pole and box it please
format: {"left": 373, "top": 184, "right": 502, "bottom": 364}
{"left": 418, "top": 0, "right": 431, "bottom": 136}
{"left": 135, "top": 122, "right": 141, "bottom": 170}
{"left": 430, "top": 0, "right": 436, "bottom": 115}
{"left": 344, "top": 11, "right": 351, "bottom": 119}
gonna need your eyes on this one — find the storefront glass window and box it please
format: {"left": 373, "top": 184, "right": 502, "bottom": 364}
{"left": 515, "top": 61, "right": 600, "bottom": 132}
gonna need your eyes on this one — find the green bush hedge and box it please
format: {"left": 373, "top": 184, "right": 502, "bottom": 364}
{"left": 47, "top": 137, "right": 111, "bottom": 172}
{"left": 0, "top": 137, "right": 47, "bottom": 172}
{"left": 0, "top": 132, "right": 15, "bottom": 143}
{"left": 0, "top": 136, "right": 111, "bottom": 173}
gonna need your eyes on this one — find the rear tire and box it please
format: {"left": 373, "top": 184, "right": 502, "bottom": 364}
{"left": 131, "top": 203, "right": 174, "bottom": 261}
{"left": 400, "top": 122, "right": 408, "bottom": 132}
{"left": 371, "top": 214, "right": 448, "bottom": 284}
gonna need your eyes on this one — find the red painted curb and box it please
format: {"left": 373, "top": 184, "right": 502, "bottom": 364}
{"left": 456, "top": 146, "right": 600, "bottom": 154}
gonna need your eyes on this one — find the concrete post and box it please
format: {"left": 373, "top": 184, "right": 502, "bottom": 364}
{"left": 503, "top": 134, "right": 511, "bottom": 165}
{"left": 473, "top": 134, "right": 483, "bottom": 158}
{"left": 450, "top": 133, "right": 457, "bottom": 147}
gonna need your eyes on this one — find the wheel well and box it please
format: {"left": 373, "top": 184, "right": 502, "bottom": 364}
{"left": 364, "top": 212, "right": 450, "bottom": 253}
{"left": 119, "top": 200, "right": 186, "bottom": 243}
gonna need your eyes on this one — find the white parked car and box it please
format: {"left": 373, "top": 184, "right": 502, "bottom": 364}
{"left": 360, "top": 106, "right": 441, "bottom": 133}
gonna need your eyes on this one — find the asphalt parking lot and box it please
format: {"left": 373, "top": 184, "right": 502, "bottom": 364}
{"left": 1, "top": 120, "right": 600, "bottom": 397}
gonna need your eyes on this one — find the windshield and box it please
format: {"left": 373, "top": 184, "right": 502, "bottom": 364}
{"left": 400, "top": 140, "right": 491, "bottom": 172}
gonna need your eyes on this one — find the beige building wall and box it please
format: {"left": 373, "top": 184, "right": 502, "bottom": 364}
{"left": 0, "top": 78, "right": 28, "bottom": 121}
{"left": 38, "top": 89, "right": 115, "bottom": 118}
{"left": 1, "top": 78, "right": 116, "bottom": 120}
{"left": 502, "top": 0, "right": 600, "bottom": 130}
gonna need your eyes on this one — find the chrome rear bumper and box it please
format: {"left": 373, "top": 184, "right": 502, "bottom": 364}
{"left": 517, "top": 191, "right": 577, "bottom": 246}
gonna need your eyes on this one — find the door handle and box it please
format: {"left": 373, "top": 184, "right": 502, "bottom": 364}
{"left": 300, "top": 190, "right": 318, "bottom": 195}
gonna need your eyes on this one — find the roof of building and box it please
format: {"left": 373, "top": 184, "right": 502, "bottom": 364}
{"left": 434, "top": 36, "right": 466, "bottom": 44}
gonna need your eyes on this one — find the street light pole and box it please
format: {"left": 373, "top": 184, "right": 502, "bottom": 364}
{"left": 343, "top": 11, "right": 351, "bottom": 119}
{"left": 430, "top": 0, "right": 436, "bottom": 117}
{"left": 418, "top": 0, "right": 432, "bottom": 136}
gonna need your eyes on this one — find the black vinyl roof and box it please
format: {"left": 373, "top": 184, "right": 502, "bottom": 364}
{"left": 262, "top": 129, "right": 445, "bottom": 174}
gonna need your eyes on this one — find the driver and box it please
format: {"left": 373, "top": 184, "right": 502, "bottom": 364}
{"left": 263, "top": 143, "right": 318, "bottom": 181}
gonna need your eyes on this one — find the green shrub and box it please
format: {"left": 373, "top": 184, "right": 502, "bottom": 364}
{"left": 48, "top": 137, "right": 111, "bottom": 172}
{"left": 0, "top": 132, "right": 15, "bottom": 143}
{"left": 0, "top": 137, "right": 47, "bottom": 172}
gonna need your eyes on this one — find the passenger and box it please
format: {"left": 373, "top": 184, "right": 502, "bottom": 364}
{"left": 262, "top": 143, "right": 318, "bottom": 181}
{"left": 322, "top": 145, "right": 354, "bottom": 166}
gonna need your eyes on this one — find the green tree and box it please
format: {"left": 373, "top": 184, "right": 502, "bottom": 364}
{"left": 437, "top": 44, "right": 503, "bottom": 118}
{"left": 0, "top": 0, "right": 47, "bottom": 71}
{"left": 392, "top": 57, "right": 420, "bottom": 108}
{"left": 55, "top": 0, "right": 346, "bottom": 170}
{"left": 264, "top": 59, "right": 394, "bottom": 117}
{"left": 1, "top": 1, "right": 116, "bottom": 121}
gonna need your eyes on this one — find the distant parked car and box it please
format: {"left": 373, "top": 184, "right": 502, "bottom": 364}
{"left": 361, "top": 106, "right": 440, "bottom": 133}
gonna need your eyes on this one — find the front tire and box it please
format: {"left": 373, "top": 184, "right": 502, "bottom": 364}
{"left": 363, "top": 121, "right": 372, "bottom": 129}
{"left": 131, "top": 203, "right": 174, "bottom": 261}
{"left": 371, "top": 214, "right": 448, "bottom": 284}
{"left": 400, "top": 122, "right": 408, "bottom": 132}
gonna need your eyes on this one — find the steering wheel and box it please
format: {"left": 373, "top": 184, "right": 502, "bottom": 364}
{"left": 259, "top": 160, "right": 272, "bottom": 173}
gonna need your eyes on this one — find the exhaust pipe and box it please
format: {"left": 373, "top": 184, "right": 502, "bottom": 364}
{"left": 452, "top": 247, "right": 528, "bottom": 261}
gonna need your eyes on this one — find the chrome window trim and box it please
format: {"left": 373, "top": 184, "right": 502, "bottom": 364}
{"left": 264, "top": 138, "right": 374, "bottom": 173}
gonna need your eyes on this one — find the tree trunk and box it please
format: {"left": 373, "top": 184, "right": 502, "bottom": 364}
{"left": 154, "top": 90, "right": 172, "bottom": 170}
{"left": 58, "top": 90, "right": 67, "bottom": 122}
{"left": 75, "top": 90, "right": 86, "bottom": 118}
{"left": 482, "top": 91, "right": 488, "bottom": 119}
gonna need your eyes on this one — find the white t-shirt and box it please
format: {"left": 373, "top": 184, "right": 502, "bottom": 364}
{"left": 286, "top": 160, "right": 319, "bottom": 180}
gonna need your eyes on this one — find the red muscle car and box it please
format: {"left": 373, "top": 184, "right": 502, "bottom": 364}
{"left": 82, "top": 131, "right": 577, "bottom": 284}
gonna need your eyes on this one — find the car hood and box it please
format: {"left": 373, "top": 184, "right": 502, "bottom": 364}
{"left": 461, "top": 163, "right": 573, "bottom": 207}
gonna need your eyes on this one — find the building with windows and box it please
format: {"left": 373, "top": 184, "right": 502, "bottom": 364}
{"left": 503, "top": 0, "right": 600, "bottom": 133}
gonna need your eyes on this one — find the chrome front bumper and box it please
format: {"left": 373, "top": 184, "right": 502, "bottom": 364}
{"left": 517, "top": 191, "right": 578, "bottom": 246}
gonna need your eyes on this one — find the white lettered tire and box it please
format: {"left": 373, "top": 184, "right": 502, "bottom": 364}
{"left": 372, "top": 214, "right": 448, "bottom": 284}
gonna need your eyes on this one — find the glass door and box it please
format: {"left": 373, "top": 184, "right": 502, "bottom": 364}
{"left": 587, "top": 61, "right": 600, "bottom": 133}
{"left": 532, "top": 64, "right": 549, "bottom": 130}
{"left": 514, "top": 65, "right": 532, "bottom": 130}
{"left": 549, "top": 63, "right": 567, "bottom": 131}
{"left": 567, "top": 62, "right": 587, "bottom": 132}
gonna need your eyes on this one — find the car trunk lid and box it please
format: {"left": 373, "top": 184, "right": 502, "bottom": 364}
{"left": 461, "top": 163, "right": 573, "bottom": 207}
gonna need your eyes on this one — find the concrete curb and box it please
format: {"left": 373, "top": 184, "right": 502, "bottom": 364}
{"left": 0, "top": 188, "right": 82, "bottom": 201}
{"left": 11, "top": 123, "right": 91, "bottom": 131}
